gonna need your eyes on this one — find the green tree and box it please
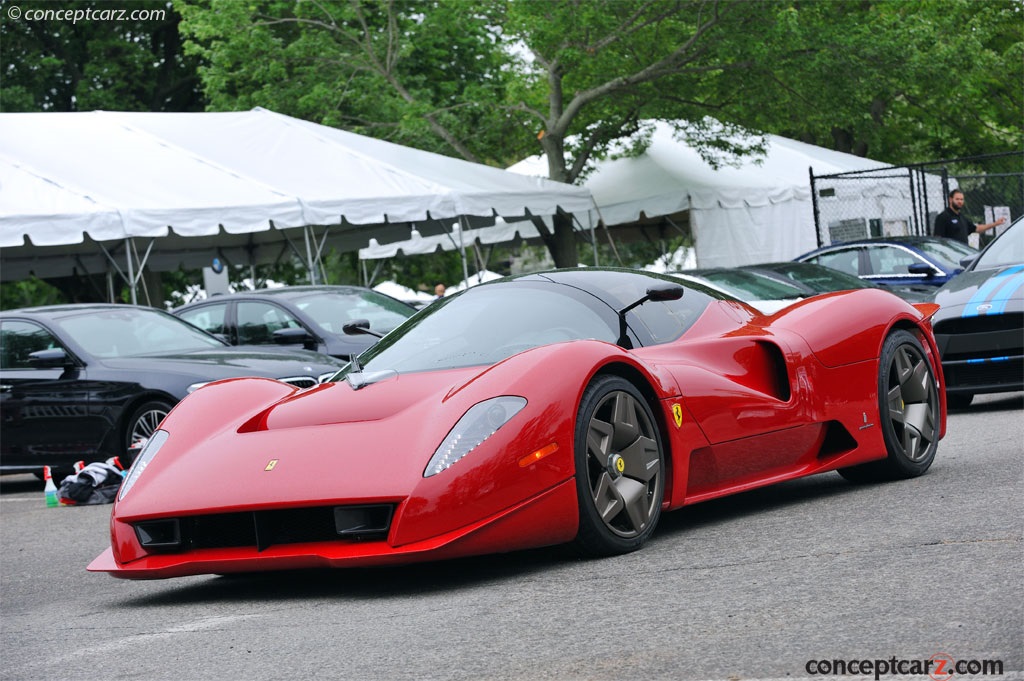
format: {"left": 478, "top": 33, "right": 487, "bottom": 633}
{"left": 716, "top": 0, "right": 1023, "bottom": 162}
{"left": 0, "top": 0, "right": 204, "bottom": 111}
{"left": 179, "top": 0, "right": 1020, "bottom": 267}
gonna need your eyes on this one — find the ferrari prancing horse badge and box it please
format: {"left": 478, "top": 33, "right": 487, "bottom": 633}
{"left": 672, "top": 403, "right": 683, "bottom": 428}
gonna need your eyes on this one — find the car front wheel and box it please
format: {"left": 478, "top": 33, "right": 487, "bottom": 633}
{"left": 124, "top": 400, "right": 173, "bottom": 462}
{"left": 573, "top": 375, "right": 665, "bottom": 556}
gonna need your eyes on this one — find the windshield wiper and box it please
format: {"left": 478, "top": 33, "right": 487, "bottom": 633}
{"left": 345, "top": 368, "right": 398, "bottom": 390}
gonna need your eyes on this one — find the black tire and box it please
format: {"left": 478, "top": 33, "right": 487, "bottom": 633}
{"left": 123, "top": 400, "right": 173, "bottom": 460}
{"left": 946, "top": 392, "right": 974, "bottom": 410}
{"left": 573, "top": 375, "right": 665, "bottom": 556}
{"left": 838, "top": 330, "right": 940, "bottom": 483}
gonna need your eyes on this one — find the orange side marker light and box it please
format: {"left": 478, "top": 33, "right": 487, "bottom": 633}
{"left": 519, "top": 443, "right": 559, "bottom": 468}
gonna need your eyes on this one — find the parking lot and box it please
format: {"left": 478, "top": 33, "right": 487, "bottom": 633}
{"left": 1, "top": 392, "right": 1021, "bottom": 681}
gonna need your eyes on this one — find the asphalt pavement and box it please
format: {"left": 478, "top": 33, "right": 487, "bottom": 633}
{"left": 1, "top": 393, "right": 1021, "bottom": 681}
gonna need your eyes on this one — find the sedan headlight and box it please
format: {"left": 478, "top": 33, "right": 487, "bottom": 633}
{"left": 118, "top": 429, "right": 169, "bottom": 500}
{"left": 424, "top": 397, "right": 527, "bottom": 478}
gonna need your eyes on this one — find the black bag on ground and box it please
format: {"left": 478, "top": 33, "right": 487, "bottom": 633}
{"left": 58, "top": 461, "right": 124, "bottom": 505}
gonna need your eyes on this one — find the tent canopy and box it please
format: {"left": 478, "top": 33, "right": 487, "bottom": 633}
{"left": 0, "top": 108, "right": 595, "bottom": 285}
{"left": 510, "top": 121, "right": 907, "bottom": 267}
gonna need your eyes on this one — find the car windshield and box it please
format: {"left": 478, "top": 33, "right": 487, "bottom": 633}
{"left": 974, "top": 219, "right": 1024, "bottom": 270}
{"left": 287, "top": 290, "right": 414, "bottom": 334}
{"left": 56, "top": 308, "right": 225, "bottom": 357}
{"left": 688, "top": 269, "right": 805, "bottom": 300}
{"left": 915, "top": 238, "right": 977, "bottom": 268}
{"left": 762, "top": 263, "right": 868, "bottom": 292}
{"left": 342, "top": 282, "right": 619, "bottom": 375}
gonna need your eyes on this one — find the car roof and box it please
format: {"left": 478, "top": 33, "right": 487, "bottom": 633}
{"left": 0, "top": 303, "right": 161, "bottom": 319}
{"left": 175, "top": 285, "right": 408, "bottom": 309}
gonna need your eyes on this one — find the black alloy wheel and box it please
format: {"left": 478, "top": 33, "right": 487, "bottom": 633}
{"left": 839, "top": 330, "right": 940, "bottom": 482}
{"left": 573, "top": 374, "right": 665, "bottom": 556}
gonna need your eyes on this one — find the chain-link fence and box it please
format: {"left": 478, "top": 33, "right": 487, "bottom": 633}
{"left": 810, "top": 151, "right": 1024, "bottom": 248}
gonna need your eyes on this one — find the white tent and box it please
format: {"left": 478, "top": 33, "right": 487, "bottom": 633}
{"left": 0, "top": 108, "right": 595, "bottom": 299}
{"left": 358, "top": 218, "right": 544, "bottom": 259}
{"left": 510, "top": 121, "right": 916, "bottom": 267}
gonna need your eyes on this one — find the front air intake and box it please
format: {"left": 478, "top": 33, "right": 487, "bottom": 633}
{"left": 132, "top": 504, "right": 394, "bottom": 554}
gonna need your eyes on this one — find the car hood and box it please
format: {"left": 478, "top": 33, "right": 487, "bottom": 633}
{"left": 933, "top": 265, "right": 1024, "bottom": 319}
{"left": 113, "top": 359, "right": 553, "bottom": 518}
{"left": 98, "top": 348, "right": 344, "bottom": 378}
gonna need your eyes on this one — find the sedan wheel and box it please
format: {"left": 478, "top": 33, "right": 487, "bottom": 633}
{"left": 124, "top": 400, "right": 173, "bottom": 461}
{"left": 573, "top": 375, "right": 664, "bottom": 556}
{"left": 839, "top": 330, "right": 940, "bottom": 482}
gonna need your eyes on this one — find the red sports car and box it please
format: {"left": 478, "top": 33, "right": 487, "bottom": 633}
{"left": 89, "top": 268, "right": 946, "bottom": 579}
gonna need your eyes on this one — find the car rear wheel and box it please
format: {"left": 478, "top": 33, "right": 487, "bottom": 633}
{"left": 573, "top": 375, "right": 665, "bottom": 556}
{"left": 124, "top": 400, "right": 173, "bottom": 461}
{"left": 839, "top": 330, "right": 940, "bottom": 483}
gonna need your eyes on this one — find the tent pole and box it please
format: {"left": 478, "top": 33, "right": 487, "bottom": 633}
{"left": 125, "top": 238, "right": 137, "bottom": 305}
{"left": 303, "top": 225, "right": 318, "bottom": 285}
{"left": 458, "top": 217, "right": 470, "bottom": 285}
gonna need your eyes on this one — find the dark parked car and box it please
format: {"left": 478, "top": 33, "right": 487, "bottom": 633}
{"left": 794, "top": 236, "right": 977, "bottom": 288}
{"left": 173, "top": 286, "right": 417, "bottom": 360}
{"left": 670, "top": 268, "right": 805, "bottom": 314}
{"left": 0, "top": 304, "right": 347, "bottom": 476}
{"left": 931, "top": 217, "right": 1024, "bottom": 408}
{"left": 740, "top": 261, "right": 934, "bottom": 302}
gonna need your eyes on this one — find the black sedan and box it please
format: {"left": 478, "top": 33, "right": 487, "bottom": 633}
{"left": 931, "top": 217, "right": 1024, "bottom": 408}
{"left": 173, "top": 286, "right": 417, "bottom": 360}
{"left": 0, "top": 304, "right": 347, "bottom": 476}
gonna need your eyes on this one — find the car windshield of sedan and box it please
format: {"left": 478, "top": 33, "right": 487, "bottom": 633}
{"left": 915, "top": 238, "right": 977, "bottom": 268}
{"left": 974, "top": 219, "right": 1024, "bottom": 270}
{"left": 342, "top": 283, "right": 619, "bottom": 376}
{"left": 690, "top": 269, "right": 805, "bottom": 300}
{"left": 57, "top": 309, "right": 226, "bottom": 358}
{"left": 288, "top": 291, "right": 414, "bottom": 334}
{"left": 763, "top": 263, "right": 868, "bottom": 292}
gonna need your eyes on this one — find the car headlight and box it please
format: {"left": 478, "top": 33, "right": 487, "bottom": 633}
{"left": 118, "top": 429, "right": 169, "bottom": 500}
{"left": 424, "top": 397, "right": 527, "bottom": 478}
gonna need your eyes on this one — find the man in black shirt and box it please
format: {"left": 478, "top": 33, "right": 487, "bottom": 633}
{"left": 933, "top": 189, "right": 1006, "bottom": 244}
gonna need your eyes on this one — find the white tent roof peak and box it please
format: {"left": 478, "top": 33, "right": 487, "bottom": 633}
{"left": 509, "top": 119, "right": 900, "bottom": 267}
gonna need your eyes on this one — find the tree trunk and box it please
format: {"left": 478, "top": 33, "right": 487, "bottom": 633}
{"left": 550, "top": 212, "right": 578, "bottom": 268}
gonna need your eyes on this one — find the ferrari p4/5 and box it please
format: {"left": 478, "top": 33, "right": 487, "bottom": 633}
{"left": 89, "top": 269, "right": 946, "bottom": 579}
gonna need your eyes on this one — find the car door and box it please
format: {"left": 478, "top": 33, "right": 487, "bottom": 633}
{"left": 176, "top": 301, "right": 232, "bottom": 343}
{"left": 235, "top": 300, "right": 323, "bottom": 352}
{"left": 804, "top": 246, "right": 865, "bottom": 279}
{"left": 862, "top": 244, "right": 937, "bottom": 286}
{"left": 0, "top": 319, "right": 101, "bottom": 467}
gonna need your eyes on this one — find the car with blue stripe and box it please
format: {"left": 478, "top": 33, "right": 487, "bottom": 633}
{"left": 931, "top": 217, "right": 1024, "bottom": 408}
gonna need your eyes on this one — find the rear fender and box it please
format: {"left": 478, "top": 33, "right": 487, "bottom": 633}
{"left": 768, "top": 289, "right": 924, "bottom": 367}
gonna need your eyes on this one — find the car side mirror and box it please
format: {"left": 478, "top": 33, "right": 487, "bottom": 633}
{"left": 907, "top": 263, "right": 936, "bottom": 277}
{"left": 615, "top": 284, "right": 685, "bottom": 348}
{"left": 343, "top": 319, "right": 384, "bottom": 339}
{"left": 27, "top": 348, "right": 73, "bottom": 369}
{"left": 272, "top": 327, "right": 315, "bottom": 346}
{"left": 959, "top": 254, "right": 979, "bottom": 269}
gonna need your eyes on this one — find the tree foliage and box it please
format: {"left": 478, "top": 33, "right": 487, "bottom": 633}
{"left": 177, "top": 0, "right": 1021, "bottom": 267}
{"left": 0, "top": 0, "right": 204, "bottom": 111}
